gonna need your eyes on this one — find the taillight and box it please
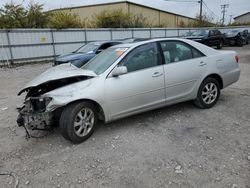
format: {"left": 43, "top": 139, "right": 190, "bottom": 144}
{"left": 235, "top": 55, "right": 239, "bottom": 63}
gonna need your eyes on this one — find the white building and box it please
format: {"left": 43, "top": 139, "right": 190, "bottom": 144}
{"left": 234, "top": 12, "right": 250, "bottom": 24}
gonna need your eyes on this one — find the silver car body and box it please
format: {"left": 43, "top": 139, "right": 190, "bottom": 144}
{"left": 18, "top": 38, "right": 240, "bottom": 127}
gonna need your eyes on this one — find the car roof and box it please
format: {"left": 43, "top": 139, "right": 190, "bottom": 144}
{"left": 112, "top": 38, "right": 193, "bottom": 48}
{"left": 89, "top": 40, "right": 122, "bottom": 46}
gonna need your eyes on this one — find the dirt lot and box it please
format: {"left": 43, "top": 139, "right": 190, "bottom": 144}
{"left": 0, "top": 45, "right": 250, "bottom": 188}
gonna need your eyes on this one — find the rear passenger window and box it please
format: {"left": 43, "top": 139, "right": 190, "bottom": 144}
{"left": 160, "top": 41, "right": 204, "bottom": 64}
{"left": 192, "top": 48, "right": 205, "bottom": 58}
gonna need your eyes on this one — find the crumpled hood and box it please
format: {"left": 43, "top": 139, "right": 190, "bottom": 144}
{"left": 18, "top": 63, "right": 97, "bottom": 95}
{"left": 225, "top": 33, "right": 238, "bottom": 38}
{"left": 57, "top": 52, "right": 95, "bottom": 62}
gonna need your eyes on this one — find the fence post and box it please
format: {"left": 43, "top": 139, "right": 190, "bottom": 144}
{"left": 131, "top": 29, "right": 134, "bottom": 38}
{"left": 84, "top": 29, "right": 87, "bottom": 43}
{"left": 177, "top": 28, "right": 180, "bottom": 37}
{"left": 110, "top": 29, "right": 113, "bottom": 40}
{"left": 6, "top": 30, "right": 14, "bottom": 65}
{"left": 149, "top": 27, "right": 152, "bottom": 38}
{"left": 50, "top": 29, "right": 56, "bottom": 60}
{"left": 165, "top": 28, "right": 167, "bottom": 37}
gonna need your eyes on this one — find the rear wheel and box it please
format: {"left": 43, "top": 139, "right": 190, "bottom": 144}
{"left": 217, "top": 41, "right": 223, "bottom": 49}
{"left": 59, "top": 101, "right": 98, "bottom": 143}
{"left": 237, "top": 39, "right": 243, "bottom": 47}
{"left": 194, "top": 78, "right": 220, "bottom": 109}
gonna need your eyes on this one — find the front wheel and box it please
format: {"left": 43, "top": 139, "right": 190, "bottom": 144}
{"left": 59, "top": 101, "right": 98, "bottom": 143}
{"left": 217, "top": 41, "right": 223, "bottom": 49}
{"left": 194, "top": 78, "right": 220, "bottom": 109}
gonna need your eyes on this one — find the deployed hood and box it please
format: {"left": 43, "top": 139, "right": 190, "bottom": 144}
{"left": 56, "top": 52, "right": 94, "bottom": 62}
{"left": 18, "top": 63, "right": 97, "bottom": 95}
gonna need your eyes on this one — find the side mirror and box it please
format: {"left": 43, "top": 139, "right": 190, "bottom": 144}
{"left": 112, "top": 66, "right": 127, "bottom": 77}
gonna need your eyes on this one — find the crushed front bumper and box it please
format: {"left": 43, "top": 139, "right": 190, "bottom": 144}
{"left": 16, "top": 98, "right": 54, "bottom": 131}
{"left": 17, "top": 109, "right": 53, "bottom": 130}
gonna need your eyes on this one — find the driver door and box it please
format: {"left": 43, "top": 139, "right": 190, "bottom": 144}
{"left": 104, "top": 42, "right": 165, "bottom": 120}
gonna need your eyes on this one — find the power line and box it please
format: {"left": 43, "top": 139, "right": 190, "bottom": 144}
{"left": 221, "top": 4, "right": 229, "bottom": 26}
{"left": 164, "top": 0, "right": 198, "bottom": 2}
{"left": 229, "top": 14, "right": 233, "bottom": 24}
{"left": 202, "top": 1, "right": 220, "bottom": 20}
{"left": 199, "top": 0, "right": 203, "bottom": 22}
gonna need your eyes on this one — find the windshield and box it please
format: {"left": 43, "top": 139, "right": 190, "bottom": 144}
{"left": 191, "top": 30, "right": 209, "bottom": 36}
{"left": 82, "top": 47, "right": 128, "bottom": 75}
{"left": 76, "top": 43, "right": 99, "bottom": 53}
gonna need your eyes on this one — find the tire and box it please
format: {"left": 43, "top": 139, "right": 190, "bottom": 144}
{"left": 217, "top": 41, "right": 223, "bottom": 49}
{"left": 194, "top": 77, "right": 220, "bottom": 109}
{"left": 59, "top": 101, "right": 98, "bottom": 143}
{"left": 237, "top": 39, "right": 243, "bottom": 47}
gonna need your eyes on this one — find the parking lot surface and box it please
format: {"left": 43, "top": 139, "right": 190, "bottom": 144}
{"left": 0, "top": 45, "right": 249, "bottom": 188}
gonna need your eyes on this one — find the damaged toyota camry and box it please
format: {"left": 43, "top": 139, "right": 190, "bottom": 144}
{"left": 17, "top": 38, "right": 240, "bottom": 143}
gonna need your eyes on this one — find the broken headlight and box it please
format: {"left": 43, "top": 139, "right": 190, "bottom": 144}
{"left": 29, "top": 97, "right": 52, "bottom": 112}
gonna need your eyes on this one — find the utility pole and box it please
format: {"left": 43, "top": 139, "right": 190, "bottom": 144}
{"left": 199, "top": 0, "right": 203, "bottom": 22}
{"left": 229, "top": 14, "right": 233, "bottom": 25}
{"left": 221, "top": 4, "right": 229, "bottom": 26}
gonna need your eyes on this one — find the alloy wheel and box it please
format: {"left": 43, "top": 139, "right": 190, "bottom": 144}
{"left": 201, "top": 82, "right": 218, "bottom": 105}
{"left": 73, "top": 107, "right": 94, "bottom": 137}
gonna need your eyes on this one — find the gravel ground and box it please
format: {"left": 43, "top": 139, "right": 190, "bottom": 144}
{"left": 0, "top": 45, "right": 249, "bottom": 188}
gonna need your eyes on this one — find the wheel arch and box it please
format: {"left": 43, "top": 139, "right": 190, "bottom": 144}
{"left": 63, "top": 99, "right": 106, "bottom": 122}
{"left": 204, "top": 73, "right": 223, "bottom": 89}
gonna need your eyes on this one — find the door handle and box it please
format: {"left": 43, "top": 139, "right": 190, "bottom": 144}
{"left": 152, "top": 72, "right": 163, "bottom": 77}
{"left": 199, "top": 61, "right": 207, "bottom": 66}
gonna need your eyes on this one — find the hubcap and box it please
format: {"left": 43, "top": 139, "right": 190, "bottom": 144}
{"left": 201, "top": 82, "right": 218, "bottom": 105}
{"left": 74, "top": 107, "right": 94, "bottom": 137}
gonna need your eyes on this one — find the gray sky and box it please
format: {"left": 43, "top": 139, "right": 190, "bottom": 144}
{"left": 1, "top": 0, "right": 250, "bottom": 23}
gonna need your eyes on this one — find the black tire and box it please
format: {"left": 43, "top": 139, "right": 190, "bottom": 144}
{"left": 217, "top": 41, "right": 223, "bottom": 49}
{"left": 237, "top": 39, "right": 243, "bottom": 47}
{"left": 194, "top": 77, "right": 220, "bottom": 109}
{"left": 59, "top": 101, "right": 98, "bottom": 143}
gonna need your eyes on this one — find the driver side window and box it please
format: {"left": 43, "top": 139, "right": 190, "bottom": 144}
{"left": 120, "top": 42, "right": 159, "bottom": 72}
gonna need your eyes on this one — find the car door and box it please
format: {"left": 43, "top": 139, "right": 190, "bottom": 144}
{"left": 159, "top": 40, "right": 207, "bottom": 103}
{"left": 104, "top": 42, "right": 165, "bottom": 119}
{"left": 208, "top": 30, "right": 216, "bottom": 46}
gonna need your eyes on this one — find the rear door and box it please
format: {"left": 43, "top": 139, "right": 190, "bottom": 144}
{"left": 159, "top": 40, "right": 208, "bottom": 102}
{"left": 105, "top": 42, "right": 165, "bottom": 119}
{"left": 208, "top": 30, "right": 217, "bottom": 46}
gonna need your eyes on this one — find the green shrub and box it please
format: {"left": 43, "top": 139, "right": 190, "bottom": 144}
{"left": 48, "top": 11, "right": 83, "bottom": 29}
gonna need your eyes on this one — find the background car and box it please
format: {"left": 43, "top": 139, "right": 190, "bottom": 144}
{"left": 122, "top": 38, "right": 150, "bottom": 43}
{"left": 225, "top": 29, "right": 249, "bottom": 46}
{"left": 184, "top": 29, "right": 225, "bottom": 49}
{"left": 17, "top": 38, "right": 240, "bottom": 143}
{"left": 54, "top": 41, "right": 122, "bottom": 67}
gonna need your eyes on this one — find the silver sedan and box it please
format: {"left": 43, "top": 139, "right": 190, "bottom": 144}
{"left": 17, "top": 38, "right": 241, "bottom": 143}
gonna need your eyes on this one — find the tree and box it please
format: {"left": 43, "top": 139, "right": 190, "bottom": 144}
{"left": 91, "top": 9, "right": 149, "bottom": 28}
{"left": 188, "top": 12, "right": 215, "bottom": 27}
{"left": 48, "top": 11, "right": 83, "bottom": 29}
{"left": 26, "top": 3, "right": 49, "bottom": 28}
{"left": 0, "top": 3, "right": 27, "bottom": 28}
{"left": 0, "top": 2, "right": 49, "bottom": 28}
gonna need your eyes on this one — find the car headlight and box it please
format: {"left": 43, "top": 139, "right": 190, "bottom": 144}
{"left": 38, "top": 97, "right": 52, "bottom": 107}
